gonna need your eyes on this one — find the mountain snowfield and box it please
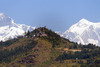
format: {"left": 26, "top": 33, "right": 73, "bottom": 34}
{"left": 0, "top": 13, "right": 35, "bottom": 41}
{"left": 60, "top": 19, "right": 100, "bottom": 46}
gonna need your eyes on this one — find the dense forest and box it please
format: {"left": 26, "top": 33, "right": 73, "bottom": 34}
{"left": 0, "top": 27, "right": 100, "bottom": 67}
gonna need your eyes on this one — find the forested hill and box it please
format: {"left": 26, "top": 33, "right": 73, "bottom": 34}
{"left": 0, "top": 27, "right": 100, "bottom": 67}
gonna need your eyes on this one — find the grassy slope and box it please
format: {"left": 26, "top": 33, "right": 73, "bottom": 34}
{"left": 0, "top": 27, "right": 99, "bottom": 67}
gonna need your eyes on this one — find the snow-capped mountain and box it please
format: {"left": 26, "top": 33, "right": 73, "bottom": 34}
{"left": 61, "top": 18, "right": 100, "bottom": 46}
{"left": 0, "top": 13, "right": 35, "bottom": 41}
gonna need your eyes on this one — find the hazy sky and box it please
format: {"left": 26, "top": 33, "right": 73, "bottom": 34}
{"left": 0, "top": 0, "right": 100, "bottom": 32}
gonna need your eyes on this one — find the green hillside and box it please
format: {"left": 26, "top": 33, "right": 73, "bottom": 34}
{"left": 0, "top": 27, "right": 100, "bottom": 67}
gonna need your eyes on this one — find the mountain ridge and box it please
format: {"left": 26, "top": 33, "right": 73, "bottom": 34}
{"left": 0, "top": 27, "right": 99, "bottom": 67}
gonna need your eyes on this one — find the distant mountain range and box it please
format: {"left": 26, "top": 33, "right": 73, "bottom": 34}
{"left": 0, "top": 13, "right": 35, "bottom": 41}
{"left": 0, "top": 13, "right": 100, "bottom": 46}
{"left": 57, "top": 18, "right": 100, "bottom": 46}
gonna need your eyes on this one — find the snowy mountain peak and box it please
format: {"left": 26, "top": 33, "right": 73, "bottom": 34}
{"left": 79, "top": 18, "right": 89, "bottom": 22}
{"left": 0, "top": 13, "right": 4, "bottom": 16}
{"left": 77, "top": 18, "right": 92, "bottom": 26}
{"left": 66, "top": 19, "right": 93, "bottom": 35}
{"left": 0, "top": 13, "right": 9, "bottom": 18}
{"left": 0, "top": 13, "right": 15, "bottom": 27}
{"left": 0, "top": 13, "right": 35, "bottom": 41}
{"left": 58, "top": 19, "right": 100, "bottom": 46}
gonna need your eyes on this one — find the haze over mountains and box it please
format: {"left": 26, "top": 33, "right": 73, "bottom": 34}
{"left": 0, "top": 13, "right": 35, "bottom": 41}
{"left": 61, "top": 19, "right": 100, "bottom": 46}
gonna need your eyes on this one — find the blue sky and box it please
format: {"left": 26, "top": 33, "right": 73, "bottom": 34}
{"left": 0, "top": 0, "right": 100, "bottom": 32}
